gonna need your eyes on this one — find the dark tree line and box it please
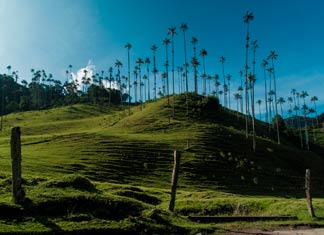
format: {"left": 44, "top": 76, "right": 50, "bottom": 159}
{"left": 0, "top": 71, "right": 127, "bottom": 116}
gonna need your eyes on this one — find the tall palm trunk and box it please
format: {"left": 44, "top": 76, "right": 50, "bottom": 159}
{"left": 171, "top": 34, "right": 175, "bottom": 117}
{"left": 271, "top": 58, "right": 280, "bottom": 144}
{"left": 294, "top": 94, "right": 303, "bottom": 149}
{"left": 228, "top": 78, "right": 231, "bottom": 109}
{"left": 138, "top": 67, "right": 142, "bottom": 110}
{"left": 134, "top": 71, "right": 138, "bottom": 103}
{"left": 193, "top": 45, "right": 198, "bottom": 94}
{"left": 239, "top": 72, "right": 244, "bottom": 113}
{"left": 164, "top": 42, "right": 170, "bottom": 105}
{"left": 268, "top": 98, "right": 272, "bottom": 125}
{"left": 202, "top": 56, "right": 206, "bottom": 96}
{"left": 153, "top": 51, "right": 157, "bottom": 100}
{"left": 249, "top": 74, "right": 256, "bottom": 151}
{"left": 268, "top": 70, "right": 273, "bottom": 132}
{"left": 182, "top": 28, "right": 188, "bottom": 94}
{"left": 244, "top": 18, "right": 251, "bottom": 139}
{"left": 109, "top": 73, "right": 112, "bottom": 107}
{"left": 221, "top": 63, "right": 226, "bottom": 107}
{"left": 147, "top": 65, "right": 150, "bottom": 101}
{"left": 303, "top": 108, "right": 309, "bottom": 151}
{"left": 263, "top": 66, "right": 268, "bottom": 126}
{"left": 126, "top": 46, "right": 131, "bottom": 115}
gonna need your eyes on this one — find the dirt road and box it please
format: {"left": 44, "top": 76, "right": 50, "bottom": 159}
{"left": 223, "top": 228, "right": 324, "bottom": 235}
{"left": 266, "top": 228, "right": 324, "bottom": 234}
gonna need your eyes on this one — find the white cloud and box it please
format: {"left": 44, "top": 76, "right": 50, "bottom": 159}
{"left": 72, "top": 60, "right": 95, "bottom": 91}
{"left": 70, "top": 60, "right": 120, "bottom": 91}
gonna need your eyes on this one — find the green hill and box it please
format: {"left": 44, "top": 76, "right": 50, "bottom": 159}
{"left": 0, "top": 93, "right": 324, "bottom": 234}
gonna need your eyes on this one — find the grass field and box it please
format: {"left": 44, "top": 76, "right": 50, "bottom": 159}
{"left": 0, "top": 94, "right": 324, "bottom": 234}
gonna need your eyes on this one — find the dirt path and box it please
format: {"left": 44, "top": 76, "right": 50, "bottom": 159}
{"left": 266, "top": 228, "right": 324, "bottom": 234}
{"left": 223, "top": 228, "right": 324, "bottom": 235}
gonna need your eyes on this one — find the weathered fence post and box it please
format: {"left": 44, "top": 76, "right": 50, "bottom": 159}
{"left": 169, "top": 150, "right": 181, "bottom": 212}
{"left": 305, "top": 169, "right": 315, "bottom": 217}
{"left": 11, "top": 127, "right": 25, "bottom": 204}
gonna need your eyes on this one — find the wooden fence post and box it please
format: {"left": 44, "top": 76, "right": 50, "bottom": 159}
{"left": 169, "top": 150, "right": 181, "bottom": 212}
{"left": 11, "top": 127, "right": 25, "bottom": 204}
{"left": 305, "top": 169, "right": 315, "bottom": 217}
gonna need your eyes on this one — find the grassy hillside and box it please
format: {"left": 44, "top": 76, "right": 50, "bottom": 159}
{"left": 1, "top": 94, "right": 324, "bottom": 234}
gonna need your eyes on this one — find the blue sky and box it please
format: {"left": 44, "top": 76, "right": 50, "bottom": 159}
{"left": 0, "top": 0, "right": 323, "bottom": 116}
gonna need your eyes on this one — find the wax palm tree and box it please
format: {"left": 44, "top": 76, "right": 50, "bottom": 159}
{"left": 180, "top": 23, "right": 188, "bottom": 94}
{"left": 237, "top": 85, "right": 244, "bottom": 113}
{"left": 267, "top": 67, "right": 273, "bottom": 124}
{"left": 133, "top": 68, "right": 138, "bottom": 103}
{"left": 243, "top": 11, "right": 254, "bottom": 139}
{"left": 251, "top": 39, "right": 258, "bottom": 133}
{"left": 200, "top": 49, "right": 207, "bottom": 96}
{"left": 191, "top": 37, "right": 198, "bottom": 93}
{"left": 301, "top": 101, "right": 309, "bottom": 151}
{"left": 248, "top": 73, "right": 256, "bottom": 151}
{"left": 226, "top": 74, "right": 232, "bottom": 109}
{"left": 251, "top": 40, "right": 258, "bottom": 75}
{"left": 151, "top": 44, "right": 158, "bottom": 100}
{"left": 200, "top": 73, "right": 206, "bottom": 95}
{"left": 140, "top": 79, "right": 145, "bottom": 103}
{"left": 268, "top": 50, "right": 280, "bottom": 144}
{"left": 291, "top": 89, "right": 303, "bottom": 149}
{"left": 220, "top": 56, "right": 226, "bottom": 107}
{"left": 256, "top": 99, "right": 262, "bottom": 120}
{"left": 239, "top": 70, "right": 244, "bottom": 113}
{"left": 161, "top": 72, "right": 167, "bottom": 95}
{"left": 277, "top": 97, "right": 285, "bottom": 118}
{"left": 218, "top": 90, "right": 224, "bottom": 105}
{"left": 68, "top": 64, "right": 72, "bottom": 75}
{"left": 300, "top": 91, "right": 309, "bottom": 105}
{"left": 268, "top": 90, "right": 275, "bottom": 119}
{"left": 177, "top": 66, "right": 183, "bottom": 93}
{"left": 108, "top": 67, "right": 113, "bottom": 106}
{"left": 287, "top": 97, "right": 293, "bottom": 125}
{"left": 206, "top": 75, "right": 211, "bottom": 95}
{"left": 309, "top": 107, "right": 317, "bottom": 143}
{"left": 213, "top": 74, "right": 220, "bottom": 100}
{"left": 142, "top": 74, "right": 147, "bottom": 102}
{"left": 82, "top": 69, "right": 88, "bottom": 93}
{"left": 261, "top": 59, "right": 269, "bottom": 125}
{"left": 234, "top": 93, "right": 241, "bottom": 118}
{"left": 191, "top": 57, "right": 200, "bottom": 94}
{"left": 64, "top": 69, "right": 70, "bottom": 87}
{"left": 115, "top": 59, "right": 123, "bottom": 107}
{"left": 136, "top": 58, "right": 144, "bottom": 108}
{"left": 125, "top": 43, "right": 132, "bottom": 114}
{"left": 168, "top": 27, "right": 177, "bottom": 116}
{"left": 163, "top": 38, "right": 171, "bottom": 105}
{"left": 6, "top": 65, "right": 11, "bottom": 75}
{"left": 310, "top": 96, "right": 319, "bottom": 128}
{"left": 145, "top": 57, "right": 151, "bottom": 101}
{"left": 287, "top": 109, "right": 292, "bottom": 125}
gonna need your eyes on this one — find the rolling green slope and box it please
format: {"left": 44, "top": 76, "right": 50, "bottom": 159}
{"left": 0, "top": 94, "right": 324, "bottom": 234}
{"left": 0, "top": 94, "right": 323, "bottom": 192}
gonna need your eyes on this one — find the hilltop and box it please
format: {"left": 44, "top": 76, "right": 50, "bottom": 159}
{"left": 0, "top": 94, "right": 324, "bottom": 234}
